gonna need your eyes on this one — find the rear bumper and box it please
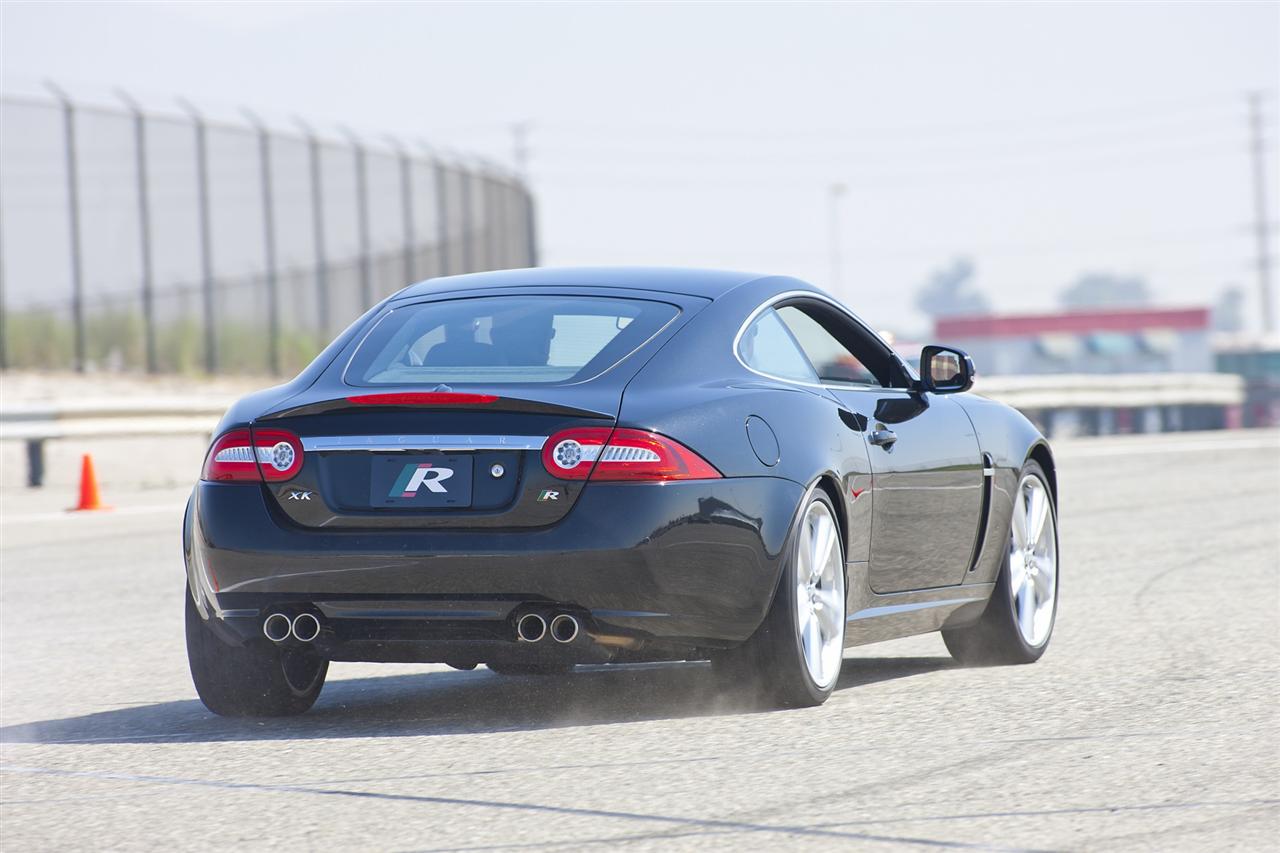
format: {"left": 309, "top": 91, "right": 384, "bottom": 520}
{"left": 186, "top": 476, "right": 803, "bottom": 649}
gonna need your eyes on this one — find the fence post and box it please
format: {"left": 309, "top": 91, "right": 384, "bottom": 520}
{"left": 460, "top": 166, "right": 476, "bottom": 273}
{"left": 45, "top": 82, "right": 87, "bottom": 372}
{"left": 244, "top": 110, "right": 280, "bottom": 376}
{"left": 480, "top": 172, "right": 495, "bottom": 271}
{"left": 340, "top": 128, "right": 372, "bottom": 308}
{"left": 178, "top": 99, "right": 217, "bottom": 373}
{"left": 387, "top": 136, "right": 415, "bottom": 285}
{"left": 501, "top": 178, "right": 516, "bottom": 268}
{"left": 523, "top": 180, "right": 539, "bottom": 267}
{"left": 474, "top": 168, "right": 488, "bottom": 272}
{"left": 116, "top": 90, "right": 158, "bottom": 373}
{"left": 430, "top": 153, "right": 451, "bottom": 277}
{"left": 493, "top": 179, "right": 507, "bottom": 269}
{"left": 297, "top": 120, "right": 329, "bottom": 336}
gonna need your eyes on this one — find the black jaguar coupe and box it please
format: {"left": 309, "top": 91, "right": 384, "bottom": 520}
{"left": 184, "top": 267, "right": 1059, "bottom": 715}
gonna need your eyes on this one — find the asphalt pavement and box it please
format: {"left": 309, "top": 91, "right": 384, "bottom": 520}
{"left": 1, "top": 429, "right": 1278, "bottom": 851}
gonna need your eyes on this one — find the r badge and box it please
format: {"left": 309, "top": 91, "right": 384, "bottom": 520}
{"left": 537, "top": 489, "right": 560, "bottom": 502}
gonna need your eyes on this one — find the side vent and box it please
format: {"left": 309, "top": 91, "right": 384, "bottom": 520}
{"left": 966, "top": 453, "right": 996, "bottom": 573}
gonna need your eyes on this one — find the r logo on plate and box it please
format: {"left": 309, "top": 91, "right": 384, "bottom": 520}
{"left": 390, "top": 463, "right": 455, "bottom": 497}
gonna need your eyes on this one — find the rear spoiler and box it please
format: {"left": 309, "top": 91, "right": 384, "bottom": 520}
{"left": 258, "top": 392, "right": 613, "bottom": 420}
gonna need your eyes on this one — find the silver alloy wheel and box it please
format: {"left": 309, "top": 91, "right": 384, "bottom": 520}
{"left": 1008, "top": 472, "right": 1058, "bottom": 648}
{"left": 794, "top": 500, "right": 845, "bottom": 688}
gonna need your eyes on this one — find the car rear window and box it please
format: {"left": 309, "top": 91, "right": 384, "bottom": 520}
{"left": 346, "top": 295, "right": 680, "bottom": 386}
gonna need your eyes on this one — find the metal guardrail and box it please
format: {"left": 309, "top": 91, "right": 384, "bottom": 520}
{"left": 0, "top": 373, "right": 1248, "bottom": 487}
{"left": 1, "top": 397, "right": 232, "bottom": 486}
{"left": 974, "top": 373, "right": 1245, "bottom": 409}
{"left": 1, "top": 397, "right": 232, "bottom": 427}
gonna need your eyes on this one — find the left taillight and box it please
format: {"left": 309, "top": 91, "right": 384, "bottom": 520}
{"left": 201, "top": 427, "right": 304, "bottom": 482}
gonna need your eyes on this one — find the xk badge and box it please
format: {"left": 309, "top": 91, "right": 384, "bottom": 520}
{"left": 285, "top": 490, "right": 312, "bottom": 501}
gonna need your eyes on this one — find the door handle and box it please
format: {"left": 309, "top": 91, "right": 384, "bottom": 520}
{"left": 869, "top": 427, "right": 897, "bottom": 449}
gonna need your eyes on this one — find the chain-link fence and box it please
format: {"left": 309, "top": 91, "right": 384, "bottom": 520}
{"left": 0, "top": 88, "right": 537, "bottom": 376}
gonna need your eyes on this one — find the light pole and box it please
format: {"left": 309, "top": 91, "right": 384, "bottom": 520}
{"left": 828, "top": 183, "right": 848, "bottom": 296}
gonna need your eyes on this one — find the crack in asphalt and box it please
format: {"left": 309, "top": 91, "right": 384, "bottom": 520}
{"left": 408, "top": 799, "right": 1280, "bottom": 853}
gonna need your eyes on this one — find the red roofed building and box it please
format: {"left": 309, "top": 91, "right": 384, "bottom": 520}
{"left": 934, "top": 307, "right": 1212, "bottom": 376}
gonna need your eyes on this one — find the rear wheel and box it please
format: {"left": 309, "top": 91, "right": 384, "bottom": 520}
{"left": 943, "top": 460, "right": 1058, "bottom": 665}
{"left": 713, "top": 490, "right": 846, "bottom": 707}
{"left": 185, "top": 589, "right": 327, "bottom": 717}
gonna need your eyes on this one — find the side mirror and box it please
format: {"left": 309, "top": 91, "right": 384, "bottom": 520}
{"left": 920, "top": 345, "right": 975, "bottom": 394}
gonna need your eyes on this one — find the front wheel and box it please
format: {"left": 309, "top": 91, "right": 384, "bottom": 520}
{"left": 185, "top": 589, "right": 327, "bottom": 717}
{"left": 712, "top": 490, "right": 846, "bottom": 707}
{"left": 943, "top": 460, "right": 1059, "bottom": 665}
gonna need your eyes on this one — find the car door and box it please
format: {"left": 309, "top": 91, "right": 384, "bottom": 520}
{"left": 773, "top": 300, "right": 984, "bottom": 592}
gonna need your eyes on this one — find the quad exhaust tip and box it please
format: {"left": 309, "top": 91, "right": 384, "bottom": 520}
{"left": 292, "top": 612, "right": 321, "bottom": 643}
{"left": 263, "top": 611, "right": 321, "bottom": 643}
{"left": 516, "top": 611, "right": 579, "bottom": 644}
{"left": 516, "top": 612, "right": 548, "bottom": 643}
{"left": 550, "top": 614, "right": 580, "bottom": 644}
{"left": 262, "top": 612, "right": 292, "bottom": 643}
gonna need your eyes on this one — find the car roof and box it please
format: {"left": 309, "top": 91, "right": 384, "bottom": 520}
{"left": 394, "top": 266, "right": 772, "bottom": 301}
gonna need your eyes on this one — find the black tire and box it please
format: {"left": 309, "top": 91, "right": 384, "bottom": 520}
{"left": 486, "top": 662, "right": 575, "bottom": 676}
{"left": 711, "top": 489, "right": 845, "bottom": 708}
{"left": 185, "top": 589, "right": 328, "bottom": 717}
{"left": 943, "top": 459, "right": 1058, "bottom": 666}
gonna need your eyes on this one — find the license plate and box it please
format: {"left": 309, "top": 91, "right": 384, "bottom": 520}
{"left": 369, "top": 455, "right": 473, "bottom": 508}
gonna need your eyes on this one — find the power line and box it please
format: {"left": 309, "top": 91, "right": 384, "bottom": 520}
{"left": 531, "top": 118, "right": 1271, "bottom": 163}
{"left": 511, "top": 90, "right": 1279, "bottom": 145}
{"left": 547, "top": 224, "right": 1270, "bottom": 266}
{"left": 534, "top": 140, "right": 1249, "bottom": 190}
{"left": 530, "top": 130, "right": 1255, "bottom": 170}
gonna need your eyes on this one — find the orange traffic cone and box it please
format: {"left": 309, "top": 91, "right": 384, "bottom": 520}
{"left": 69, "top": 453, "right": 110, "bottom": 512}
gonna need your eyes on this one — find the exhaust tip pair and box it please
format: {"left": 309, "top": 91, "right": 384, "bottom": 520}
{"left": 263, "top": 612, "right": 321, "bottom": 643}
{"left": 517, "top": 612, "right": 580, "bottom": 644}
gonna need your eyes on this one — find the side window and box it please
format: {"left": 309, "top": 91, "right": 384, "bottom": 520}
{"left": 738, "top": 308, "right": 819, "bottom": 383}
{"left": 775, "top": 303, "right": 898, "bottom": 387}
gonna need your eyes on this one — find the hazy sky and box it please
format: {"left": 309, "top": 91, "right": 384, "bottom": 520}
{"left": 3, "top": 1, "right": 1277, "bottom": 334}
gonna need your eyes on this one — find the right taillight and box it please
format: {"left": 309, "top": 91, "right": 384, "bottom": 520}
{"left": 201, "top": 428, "right": 304, "bottom": 482}
{"left": 542, "top": 427, "right": 721, "bottom": 482}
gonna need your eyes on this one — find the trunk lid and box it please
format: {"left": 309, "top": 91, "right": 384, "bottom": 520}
{"left": 254, "top": 287, "right": 708, "bottom": 529}
{"left": 256, "top": 392, "right": 613, "bottom": 529}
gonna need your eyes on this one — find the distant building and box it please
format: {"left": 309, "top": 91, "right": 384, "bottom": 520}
{"left": 928, "top": 307, "right": 1244, "bottom": 436}
{"left": 1214, "top": 334, "right": 1280, "bottom": 427}
{"left": 933, "top": 307, "right": 1212, "bottom": 376}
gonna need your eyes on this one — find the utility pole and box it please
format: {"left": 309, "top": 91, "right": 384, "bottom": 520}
{"left": 510, "top": 121, "right": 533, "bottom": 179}
{"left": 828, "top": 183, "right": 847, "bottom": 296}
{"left": 511, "top": 121, "right": 538, "bottom": 266}
{"left": 1248, "top": 92, "right": 1274, "bottom": 333}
